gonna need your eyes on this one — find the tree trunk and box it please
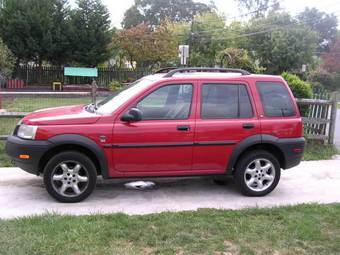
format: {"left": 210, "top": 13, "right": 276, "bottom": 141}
{"left": 12, "top": 58, "right": 21, "bottom": 79}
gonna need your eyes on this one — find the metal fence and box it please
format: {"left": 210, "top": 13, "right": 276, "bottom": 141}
{"left": 0, "top": 91, "right": 338, "bottom": 143}
{"left": 11, "top": 65, "right": 152, "bottom": 87}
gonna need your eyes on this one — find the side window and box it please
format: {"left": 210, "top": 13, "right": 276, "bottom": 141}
{"left": 136, "top": 84, "right": 193, "bottom": 120}
{"left": 256, "top": 82, "right": 296, "bottom": 117}
{"left": 201, "top": 84, "right": 253, "bottom": 119}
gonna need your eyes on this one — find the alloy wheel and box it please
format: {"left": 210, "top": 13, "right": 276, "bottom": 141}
{"left": 51, "top": 161, "right": 89, "bottom": 198}
{"left": 243, "top": 158, "right": 276, "bottom": 192}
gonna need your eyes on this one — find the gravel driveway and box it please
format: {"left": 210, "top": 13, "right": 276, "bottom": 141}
{"left": 1, "top": 158, "right": 340, "bottom": 219}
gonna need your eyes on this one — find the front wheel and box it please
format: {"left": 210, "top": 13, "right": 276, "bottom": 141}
{"left": 43, "top": 151, "right": 97, "bottom": 203}
{"left": 234, "top": 150, "right": 280, "bottom": 196}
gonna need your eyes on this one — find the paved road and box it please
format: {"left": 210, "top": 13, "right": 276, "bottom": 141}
{"left": 335, "top": 109, "right": 340, "bottom": 149}
{"left": 1, "top": 158, "right": 340, "bottom": 219}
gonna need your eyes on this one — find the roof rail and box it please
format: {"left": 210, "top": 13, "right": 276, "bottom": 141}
{"left": 154, "top": 67, "right": 178, "bottom": 74}
{"left": 163, "top": 67, "right": 250, "bottom": 77}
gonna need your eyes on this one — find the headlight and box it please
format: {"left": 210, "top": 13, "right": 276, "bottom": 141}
{"left": 17, "top": 124, "right": 38, "bottom": 140}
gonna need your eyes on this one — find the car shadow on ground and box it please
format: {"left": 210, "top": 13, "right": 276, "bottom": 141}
{"left": 92, "top": 177, "right": 241, "bottom": 200}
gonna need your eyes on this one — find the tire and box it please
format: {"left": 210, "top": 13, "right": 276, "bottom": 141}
{"left": 234, "top": 150, "right": 280, "bottom": 196}
{"left": 43, "top": 151, "right": 97, "bottom": 203}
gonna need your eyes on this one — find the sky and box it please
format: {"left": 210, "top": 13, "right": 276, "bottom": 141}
{"left": 71, "top": 0, "right": 340, "bottom": 28}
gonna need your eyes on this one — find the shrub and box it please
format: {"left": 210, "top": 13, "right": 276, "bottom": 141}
{"left": 108, "top": 80, "right": 122, "bottom": 91}
{"left": 308, "top": 68, "right": 340, "bottom": 92}
{"left": 0, "top": 38, "right": 15, "bottom": 79}
{"left": 308, "top": 68, "right": 333, "bottom": 90}
{"left": 281, "top": 72, "right": 313, "bottom": 98}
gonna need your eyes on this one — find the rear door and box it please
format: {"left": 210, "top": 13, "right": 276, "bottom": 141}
{"left": 192, "top": 80, "right": 260, "bottom": 173}
{"left": 255, "top": 81, "right": 302, "bottom": 138}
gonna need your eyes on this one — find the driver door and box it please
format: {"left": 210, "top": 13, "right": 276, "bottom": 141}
{"left": 112, "top": 82, "right": 196, "bottom": 176}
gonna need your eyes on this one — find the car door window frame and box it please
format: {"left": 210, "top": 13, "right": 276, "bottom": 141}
{"left": 132, "top": 83, "right": 194, "bottom": 121}
{"left": 200, "top": 83, "right": 254, "bottom": 119}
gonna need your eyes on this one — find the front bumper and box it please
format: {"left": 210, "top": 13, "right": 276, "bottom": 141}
{"left": 5, "top": 135, "right": 53, "bottom": 175}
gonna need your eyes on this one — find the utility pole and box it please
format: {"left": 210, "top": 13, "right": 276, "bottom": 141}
{"left": 185, "top": 11, "right": 196, "bottom": 67}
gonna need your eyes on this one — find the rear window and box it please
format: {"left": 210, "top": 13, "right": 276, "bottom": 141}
{"left": 256, "top": 82, "right": 296, "bottom": 117}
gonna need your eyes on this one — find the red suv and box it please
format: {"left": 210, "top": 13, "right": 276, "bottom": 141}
{"left": 6, "top": 68, "right": 305, "bottom": 202}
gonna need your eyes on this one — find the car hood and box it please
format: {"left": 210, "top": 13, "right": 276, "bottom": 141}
{"left": 22, "top": 105, "right": 101, "bottom": 125}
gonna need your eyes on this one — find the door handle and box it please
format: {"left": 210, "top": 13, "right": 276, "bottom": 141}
{"left": 177, "top": 125, "right": 190, "bottom": 131}
{"left": 242, "top": 123, "right": 255, "bottom": 129}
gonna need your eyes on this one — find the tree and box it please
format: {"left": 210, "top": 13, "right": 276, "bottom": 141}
{"left": 223, "top": 21, "right": 248, "bottom": 49}
{"left": 244, "top": 12, "right": 318, "bottom": 74}
{"left": 237, "top": 0, "right": 280, "bottom": 17}
{"left": 216, "top": 48, "right": 264, "bottom": 73}
{"left": 308, "top": 68, "right": 337, "bottom": 91}
{"left": 0, "top": 0, "right": 70, "bottom": 66}
{"left": 121, "top": 5, "right": 144, "bottom": 29}
{"left": 190, "top": 12, "right": 227, "bottom": 66}
{"left": 321, "top": 35, "right": 340, "bottom": 73}
{"left": 297, "top": 8, "right": 338, "bottom": 51}
{"left": 48, "top": 0, "right": 73, "bottom": 65}
{"left": 0, "top": 38, "right": 15, "bottom": 78}
{"left": 114, "top": 23, "right": 178, "bottom": 69}
{"left": 168, "top": 12, "right": 228, "bottom": 67}
{"left": 122, "top": 0, "right": 213, "bottom": 28}
{"left": 69, "top": 0, "right": 112, "bottom": 66}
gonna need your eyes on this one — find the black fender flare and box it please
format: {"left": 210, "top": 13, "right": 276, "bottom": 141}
{"left": 261, "top": 134, "right": 305, "bottom": 169}
{"left": 226, "top": 135, "right": 262, "bottom": 173}
{"left": 226, "top": 134, "right": 300, "bottom": 173}
{"left": 47, "top": 134, "right": 109, "bottom": 178}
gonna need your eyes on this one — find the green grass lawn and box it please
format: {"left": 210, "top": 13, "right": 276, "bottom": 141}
{"left": 0, "top": 141, "right": 12, "bottom": 167}
{"left": 303, "top": 142, "right": 339, "bottom": 161}
{"left": 0, "top": 204, "right": 339, "bottom": 255}
{"left": 0, "top": 96, "right": 93, "bottom": 168}
{"left": 0, "top": 117, "right": 20, "bottom": 136}
{"left": 2, "top": 97, "right": 91, "bottom": 112}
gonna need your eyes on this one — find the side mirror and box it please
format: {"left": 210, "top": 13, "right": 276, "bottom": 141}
{"left": 121, "top": 108, "right": 142, "bottom": 122}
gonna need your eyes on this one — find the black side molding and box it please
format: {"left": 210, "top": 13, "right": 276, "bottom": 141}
{"left": 103, "top": 141, "right": 237, "bottom": 149}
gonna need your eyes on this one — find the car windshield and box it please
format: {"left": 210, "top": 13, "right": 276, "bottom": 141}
{"left": 96, "top": 78, "right": 155, "bottom": 115}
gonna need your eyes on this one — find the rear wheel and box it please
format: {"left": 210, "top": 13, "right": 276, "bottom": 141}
{"left": 43, "top": 151, "right": 97, "bottom": 203}
{"left": 234, "top": 150, "right": 280, "bottom": 196}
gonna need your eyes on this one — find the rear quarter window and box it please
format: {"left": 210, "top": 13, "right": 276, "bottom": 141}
{"left": 256, "top": 82, "right": 296, "bottom": 117}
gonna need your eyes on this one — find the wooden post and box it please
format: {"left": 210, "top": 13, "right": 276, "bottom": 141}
{"left": 91, "top": 79, "right": 97, "bottom": 105}
{"left": 328, "top": 92, "right": 338, "bottom": 145}
{"left": 0, "top": 84, "right": 2, "bottom": 109}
